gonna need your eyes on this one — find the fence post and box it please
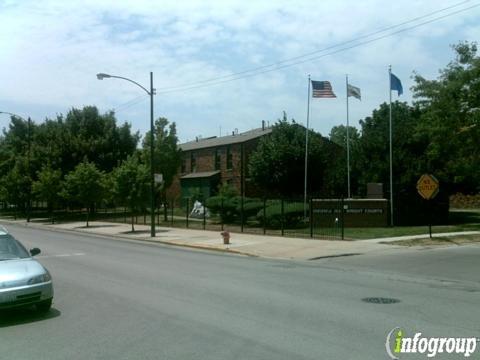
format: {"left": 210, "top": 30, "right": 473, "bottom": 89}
{"left": 203, "top": 202, "right": 206, "bottom": 230}
{"left": 186, "top": 198, "right": 190, "bottom": 228}
{"left": 171, "top": 200, "right": 174, "bottom": 226}
{"left": 341, "top": 197, "right": 345, "bottom": 240}
{"left": 240, "top": 195, "right": 244, "bottom": 233}
{"left": 163, "top": 202, "right": 167, "bottom": 224}
{"left": 309, "top": 198, "right": 314, "bottom": 238}
{"left": 221, "top": 197, "right": 224, "bottom": 231}
{"left": 263, "top": 197, "right": 266, "bottom": 235}
{"left": 281, "top": 198, "right": 285, "bottom": 236}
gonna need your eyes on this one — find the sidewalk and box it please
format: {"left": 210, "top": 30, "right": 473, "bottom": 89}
{"left": 2, "top": 219, "right": 479, "bottom": 260}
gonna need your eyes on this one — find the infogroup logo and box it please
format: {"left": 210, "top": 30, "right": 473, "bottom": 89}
{"left": 385, "top": 327, "right": 478, "bottom": 359}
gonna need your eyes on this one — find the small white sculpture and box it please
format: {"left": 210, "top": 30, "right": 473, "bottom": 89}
{"left": 190, "top": 200, "right": 210, "bottom": 218}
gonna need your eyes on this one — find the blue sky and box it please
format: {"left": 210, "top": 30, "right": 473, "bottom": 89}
{"left": 0, "top": 0, "right": 479, "bottom": 142}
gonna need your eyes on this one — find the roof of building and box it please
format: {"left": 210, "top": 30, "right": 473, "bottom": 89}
{"left": 180, "top": 127, "right": 272, "bottom": 151}
{"left": 180, "top": 171, "right": 221, "bottom": 179}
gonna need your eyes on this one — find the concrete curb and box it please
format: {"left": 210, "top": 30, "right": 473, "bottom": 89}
{"left": 0, "top": 219, "right": 259, "bottom": 258}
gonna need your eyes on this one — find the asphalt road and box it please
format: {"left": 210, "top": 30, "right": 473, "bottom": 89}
{"left": 1, "top": 224, "right": 479, "bottom": 360}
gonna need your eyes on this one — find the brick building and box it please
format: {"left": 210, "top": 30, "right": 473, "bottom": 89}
{"left": 167, "top": 126, "right": 272, "bottom": 201}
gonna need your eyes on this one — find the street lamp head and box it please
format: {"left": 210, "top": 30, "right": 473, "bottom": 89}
{"left": 96, "top": 73, "right": 111, "bottom": 80}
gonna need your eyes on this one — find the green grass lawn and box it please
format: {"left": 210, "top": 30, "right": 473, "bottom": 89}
{"left": 381, "top": 234, "right": 480, "bottom": 246}
{"left": 343, "top": 208, "right": 480, "bottom": 239}
{"left": 343, "top": 223, "right": 480, "bottom": 240}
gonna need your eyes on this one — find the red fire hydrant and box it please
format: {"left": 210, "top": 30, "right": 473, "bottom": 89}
{"left": 221, "top": 231, "right": 230, "bottom": 245}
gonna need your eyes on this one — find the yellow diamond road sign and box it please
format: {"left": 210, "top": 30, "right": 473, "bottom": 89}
{"left": 417, "top": 174, "right": 439, "bottom": 200}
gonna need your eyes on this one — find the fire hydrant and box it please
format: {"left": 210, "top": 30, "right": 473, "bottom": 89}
{"left": 221, "top": 231, "right": 230, "bottom": 245}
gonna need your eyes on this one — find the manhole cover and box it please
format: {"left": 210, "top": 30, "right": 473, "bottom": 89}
{"left": 362, "top": 297, "right": 400, "bottom": 304}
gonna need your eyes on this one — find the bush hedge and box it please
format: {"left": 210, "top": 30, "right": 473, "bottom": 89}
{"left": 450, "top": 193, "right": 480, "bottom": 209}
{"left": 206, "top": 196, "right": 307, "bottom": 228}
{"left": 256, "top": 201, "right": 306, "bottom": 229}
{"left": 206, "top": 196, "right": 264, "bottom": 223}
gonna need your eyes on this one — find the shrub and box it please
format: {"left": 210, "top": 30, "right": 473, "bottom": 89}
{"left": 205, "top": 196, "right": 237, "bottom": 223}
{"left": 236, "top": 198, "right": 264, "bottom": 219}
{"left": 257, "top": 201, "right": 306, "bottom": 229}
{"left": 450, "top": 193, "right": 480, "bottom": 209}
{"left": 206, "top": 196, "right": 266, "bottom": 224}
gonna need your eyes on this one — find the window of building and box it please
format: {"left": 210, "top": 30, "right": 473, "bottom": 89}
{"left": 226, "top": 146, "right": 233, "bottom": 170}
{"left": 190, "top": 152, "right": 196, "bottom": 172}
{"left": 214, "top": 149, "right": 221, "bottom": 170}
{"left": 181, "top": 157, "right": 186, "bottom": 173}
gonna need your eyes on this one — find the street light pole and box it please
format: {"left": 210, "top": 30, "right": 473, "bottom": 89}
{"left": 27, "top": 116, "right": 31, "bottom": 223}
{"left": 149, "top": 72, "right": 155, "bottom": 237}
{"left": 97, "top": 72, "right": 156, "bottom": 237}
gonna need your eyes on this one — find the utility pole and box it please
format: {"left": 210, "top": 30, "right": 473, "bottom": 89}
{"left": 149, "top": 72, "right": 156, "bottom": 237}
{"left": 27, "top": 117, "right": 31, "bottom": 222}
{"left": 97, "top": 72, "right": 156, "bottom": 237}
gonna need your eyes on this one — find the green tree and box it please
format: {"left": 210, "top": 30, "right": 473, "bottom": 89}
{"left": 142, "top": 117, "right": 182, "bottom": 201}
{"left": 62, "top": 161, "right": 106, "bottom": 227}
{"left": 0, "top": 158, "right": 31, "bottom": 216}
{"left": 0, "top": 106, "right": 139, "bottom": 219}
{"left": 32, "top": 165, "right": 63, "bottom": 223}
{"left": 329, "top": 125, "right": 360, "bottom": 148}
{"left": 329, "top": 125, "right": 361, "bottom": 195}
{"left": 355, "top": 101, "right": 423, "bottom": 193}
{"left": 31, "top": 106, "right": 139, "bottom": 174}
{"left": 248, "top": 113, "right": 343, "bottom": 197}
{"left": 0, "top": 117, "right": 36, "bottom": 219}
{"left": 113, "top": 155, "right": 150, "bottom": 232}
{"left": 351, "top": 101, "right": 450, "bottom": 225}
{"left": 412, "top": 41, "right": 480, "bottom": 193}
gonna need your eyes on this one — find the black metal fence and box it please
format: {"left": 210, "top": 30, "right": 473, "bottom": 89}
{"left": 103, "top": 196, "right": 345, "bottom": 240}
{"left": 1, "top": 197, "right": 346, "bottom": 240}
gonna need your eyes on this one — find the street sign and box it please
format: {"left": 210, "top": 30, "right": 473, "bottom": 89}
{"left": 416, "top": 174, "right": 439, "bottom": 200}
{"left": 154, "top": 173, "right": 163, "bottom": 184}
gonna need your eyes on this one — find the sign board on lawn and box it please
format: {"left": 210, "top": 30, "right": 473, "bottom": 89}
{"left": 416, "top": 174, "right": 439, "bottom": 200}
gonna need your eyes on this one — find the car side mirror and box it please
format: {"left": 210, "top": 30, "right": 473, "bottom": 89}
{"left": 30, "top": 248, "right": 41, "bottom": 256}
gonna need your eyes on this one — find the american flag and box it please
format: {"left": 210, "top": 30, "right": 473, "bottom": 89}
{"left": 311, "top": 80, "right": 336, "bottom": 98}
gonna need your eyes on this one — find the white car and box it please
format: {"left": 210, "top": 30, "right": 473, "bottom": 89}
{"left": 0, "top": 226, "right": 54, "bottom": 312}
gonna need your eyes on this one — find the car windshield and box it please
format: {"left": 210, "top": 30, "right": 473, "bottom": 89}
{"left": 0, "top": 233, "right": 30, "bottom": 260}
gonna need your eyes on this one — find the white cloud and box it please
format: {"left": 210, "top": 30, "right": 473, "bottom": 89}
{"left": 0, "top": 0, "right": 478, "bottom": 141}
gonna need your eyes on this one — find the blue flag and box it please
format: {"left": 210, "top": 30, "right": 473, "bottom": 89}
{"left": 390, "top": 72, "right": 403, "bottom": 96}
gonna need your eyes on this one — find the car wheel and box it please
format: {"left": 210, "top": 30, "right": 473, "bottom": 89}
{"left": 36, "top": 299, "right": 52, "bottom": 313}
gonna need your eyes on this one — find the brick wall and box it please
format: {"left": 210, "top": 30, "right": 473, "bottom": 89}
{"left": 167, "top": 137, "right": 264, "bottom": 200}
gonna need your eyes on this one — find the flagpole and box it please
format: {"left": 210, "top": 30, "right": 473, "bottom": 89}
{"left": 304, "top": 75, "right": 311, "bottom": 219}
{"left": 346, "top": 74, "right": 351, "bottom": 199}
{"left": 389, "top": 65, "right": 394, "bottom": 226}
